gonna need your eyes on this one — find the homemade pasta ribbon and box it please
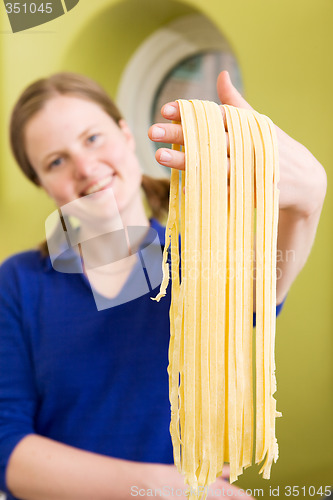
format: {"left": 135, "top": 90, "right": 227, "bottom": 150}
{"left": 153, "top": 100, "right": 280, "bottom": 498}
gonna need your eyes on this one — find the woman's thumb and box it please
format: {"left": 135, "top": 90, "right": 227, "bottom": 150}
{"left": 217, "top": 71, "right": 253, "bottom": 110}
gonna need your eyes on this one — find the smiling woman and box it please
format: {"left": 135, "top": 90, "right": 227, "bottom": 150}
{"left": 0, "top": 70, "right": 326, "bottom": 500}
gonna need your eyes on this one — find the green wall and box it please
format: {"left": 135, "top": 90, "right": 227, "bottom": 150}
{"left": 1, "top": 0, "right": 332, "bottom": 496}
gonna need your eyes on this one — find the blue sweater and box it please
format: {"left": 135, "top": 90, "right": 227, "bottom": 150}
{"left": 0, "top": 219, "right": 284, "bottom": 498}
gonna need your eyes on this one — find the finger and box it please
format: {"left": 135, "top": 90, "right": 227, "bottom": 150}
{"left": 162, "top": 100, "right": 228, "bottom": 127}
{"left": 150, "top": 125, "right": 229, "bottom": 156}
{"left": 156, "top": 148, "right": 231, "bottom": 176}
{"left": 161, "top": 101, "right": 229, "bottom": 139}
{"left": 217, "top": 70, "right": 253, "bottom": 110}
{"left": 149, "top": 123, "right": 184, "bottom": 146}
{"left": 161, "top": 101, "right": 181, "bottom": 122}
{"left": 151, "top": 102, "right": 229, "bottom": 152}
{"left": 155, "top": 148, "right": 185, "bottom": 170}
{"left": 221, "top": 464, "right": 230, "bottom": 479}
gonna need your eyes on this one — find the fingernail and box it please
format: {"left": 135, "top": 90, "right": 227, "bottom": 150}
{"left": 160, "top": 150, "right": 172, "bottom": 162}
{"left": 163, "top": 104, "right": 177, "bottom": 117}
{"left": 151, "top": 126, "right": 166, "bottom": 139}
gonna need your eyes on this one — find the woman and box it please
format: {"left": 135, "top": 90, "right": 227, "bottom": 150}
{"left": 0, "top": 71, "right": 326, "bottom": 500}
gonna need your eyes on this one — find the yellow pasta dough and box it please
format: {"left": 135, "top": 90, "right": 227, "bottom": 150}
{"left": 153, "top": 99, "right": 280, "bottom": 497}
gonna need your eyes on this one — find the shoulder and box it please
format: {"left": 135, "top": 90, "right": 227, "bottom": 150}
{"left": 0, "top": 249, "right": 46, "bottom": 271}
{"left": 150, "top": 218, "right": 166, "bottom": 246}
{"left": 0, "top": 249, "right": 49, "bottom": 284}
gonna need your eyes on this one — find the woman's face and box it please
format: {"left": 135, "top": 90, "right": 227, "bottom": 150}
{"left": 24, "top": 95, "right": 142, "bottom": 216}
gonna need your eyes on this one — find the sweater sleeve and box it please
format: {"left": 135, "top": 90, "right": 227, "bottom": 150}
{"left": 253, "top": 298, "right": 286, "bottom": 327}
{"left": 0, "top": 257, "right": 37, "bottom": 493}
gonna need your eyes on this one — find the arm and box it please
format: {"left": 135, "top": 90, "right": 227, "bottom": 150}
{"left": 7, "top": 434, "right": 143, "bottom": 500}
{"left": 7, "top": 435, "right": 245, "bottom": 500}
{"left": 148, "top": 71, "right": 327, "bottom": 303}
{"left": 272, "top": 125, "right": 326, "bottom": 304}
{"left": 6, "top": 435, "right": 180, "bottom": 500}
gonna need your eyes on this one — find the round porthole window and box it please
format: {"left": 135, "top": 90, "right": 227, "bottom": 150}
{"left": 117, "top": 14, "right": 242, "bottom": 178}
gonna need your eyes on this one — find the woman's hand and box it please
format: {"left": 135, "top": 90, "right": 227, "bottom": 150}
{"left": 146, "top": 463, "right": 256, "bottom": 499}
{"left": 148, "top": 70, "right": 326, "bottom": 218}
{"left": 148, "top": 70, "right": 327, "bottom": 303}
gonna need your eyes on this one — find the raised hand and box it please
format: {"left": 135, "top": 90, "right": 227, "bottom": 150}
{"left": 148, "top": 69, "right": 327, "bottom": 305}
{"left": 149, "top": 70, "right": 326, "bottom": 217}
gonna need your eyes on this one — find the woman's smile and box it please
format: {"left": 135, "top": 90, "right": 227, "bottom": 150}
{"left": 81, "top": 173, "right": 115, "bottom": 196}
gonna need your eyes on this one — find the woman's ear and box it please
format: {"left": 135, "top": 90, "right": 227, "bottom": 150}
{"left": 118, "top": 119, "right": 136, "bottom": 152}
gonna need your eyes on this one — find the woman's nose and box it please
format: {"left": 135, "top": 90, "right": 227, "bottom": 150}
{"left": 72, "top": 152, "right": 95, "bottom": 178}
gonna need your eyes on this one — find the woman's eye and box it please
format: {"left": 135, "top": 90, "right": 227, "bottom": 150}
{"left": 87, "top": 134, "right": 99, "bottom": 144}
{"left": 49, "top": 157, "right": 63, "bottom": 169}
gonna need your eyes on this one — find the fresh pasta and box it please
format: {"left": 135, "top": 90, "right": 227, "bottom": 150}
{"left": 153, "top": 99, "right": 280, "bottom": 498}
